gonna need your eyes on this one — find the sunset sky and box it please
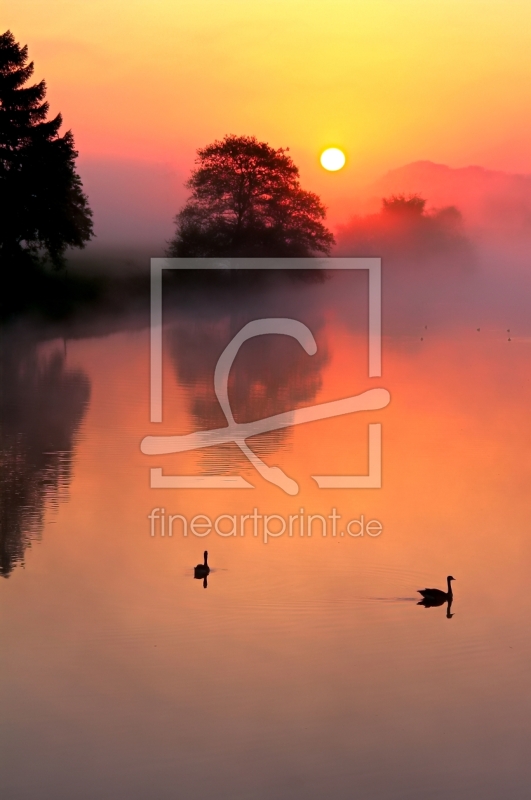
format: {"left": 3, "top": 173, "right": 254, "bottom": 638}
{"left": 5, "top": 0, "right": 531, "bottom": 238}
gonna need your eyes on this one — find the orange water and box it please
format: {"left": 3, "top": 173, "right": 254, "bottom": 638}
{"left": 2, "top": 269, "right": 531, "bottom": 799}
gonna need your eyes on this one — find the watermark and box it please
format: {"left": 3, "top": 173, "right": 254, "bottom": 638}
{"left": 148, "top": 507, "right": 383, "bottom": 543}
{"left": 140, "top": 258, "right": 390, "bottom": 492}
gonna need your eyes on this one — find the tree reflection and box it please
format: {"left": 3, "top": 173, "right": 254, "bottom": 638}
{"left": 0, "top": 338, "right": 90, "bottom": 577}
{"left": 167, "top": 309, "right": 329, "bottom": 474}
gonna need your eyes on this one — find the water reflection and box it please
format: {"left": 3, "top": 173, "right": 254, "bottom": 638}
{"left": 4, "top": 264, "right": 531, "bottom": 799}
{"left": 417, "top": 596, "right": 454, "bottom": 618}
{"left": 0, "top": 335, "right": 90, "bottom": 577}
{"left": 167, "top": 309, "right": 329, "bottom": 475}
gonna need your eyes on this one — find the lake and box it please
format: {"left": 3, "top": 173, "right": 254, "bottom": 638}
{"left": 2, "top": 261, "right": 531, "bottom": 799}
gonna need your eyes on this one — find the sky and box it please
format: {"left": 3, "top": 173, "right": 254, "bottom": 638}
{"left": 5, "top": 0, "right": 531, "bottom": 241}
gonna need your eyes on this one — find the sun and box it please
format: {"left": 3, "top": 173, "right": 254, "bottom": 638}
{"left": 320, "top": 147, "right": 346, "bottom": 171}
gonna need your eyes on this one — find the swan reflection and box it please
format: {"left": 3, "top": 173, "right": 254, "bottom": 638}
{"left": 417, "top": 595, "right": 454, "bottom": 618}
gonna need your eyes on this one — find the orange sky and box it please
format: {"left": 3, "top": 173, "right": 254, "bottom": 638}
{"left": 5, "top": 1, "right": 531, "bottom": 227}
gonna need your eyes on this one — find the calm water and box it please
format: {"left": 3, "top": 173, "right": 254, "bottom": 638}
{"left": 2, "top": 266, "right": 531, "bottom": 799}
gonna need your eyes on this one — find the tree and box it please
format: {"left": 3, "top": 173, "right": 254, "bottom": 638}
{"left": 0, "top": 30, "right": 93, "bottom": 270}
{"left": 168, "top": 134, "right": 334, "bottom": 257}
{"left": 335, "top": 193, "right": 472, "bottom": 266}
{"left": 382, "top": 193, "right": 426, "bottom": 216}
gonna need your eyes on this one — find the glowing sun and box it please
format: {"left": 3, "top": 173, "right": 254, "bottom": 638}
{"left": 320, "top": 147, "right": 346, "bottom": 171}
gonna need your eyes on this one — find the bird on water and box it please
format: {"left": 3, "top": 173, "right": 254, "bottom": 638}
{"left": 194, "top": 551, "right": 210, "bottom": 580}
{"left": 418, "top": 575, "right": 455, "bottom": 602}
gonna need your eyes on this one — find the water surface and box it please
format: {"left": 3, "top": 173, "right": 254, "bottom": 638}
{"left": 2, "top": 267, "right": 531, "bottom": 799}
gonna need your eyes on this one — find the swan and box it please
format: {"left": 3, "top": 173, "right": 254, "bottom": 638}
{"left": 417, "top": 575, "right": 455, "bottom": 601}
{"left": 194, "top": 551, "right": 210, "bottom": 579}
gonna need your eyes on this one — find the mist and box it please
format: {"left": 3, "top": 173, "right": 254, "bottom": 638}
{"left": 67, "top": 156, "right": 187, "bottom": 274}
{"left": 65, "top": 156, "right": 531, "bottom": 292}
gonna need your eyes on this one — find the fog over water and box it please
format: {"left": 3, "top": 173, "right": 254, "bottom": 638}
{"left": 2, "top": 160, "right": 531, "bottom": 799}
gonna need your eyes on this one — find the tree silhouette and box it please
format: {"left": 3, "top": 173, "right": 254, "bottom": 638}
{"left": 0, "top": 31, "right": 93, "bottom": 270}
{"left": 168, "top": 134, "right": 334, "bottom": 257}
{"left": 335, "top": 193, "right": 472, "bottom": 266}
{"left": 382, "top": 193, "right": 426, "bottom": 216}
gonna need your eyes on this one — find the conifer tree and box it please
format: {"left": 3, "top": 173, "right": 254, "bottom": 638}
{"left": 0, "top": 30, "right": 93, "bottom": 269}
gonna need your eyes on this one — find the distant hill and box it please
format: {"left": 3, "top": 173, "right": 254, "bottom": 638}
{"left": 368, "top": 161, "right": 531, "bottom": 236}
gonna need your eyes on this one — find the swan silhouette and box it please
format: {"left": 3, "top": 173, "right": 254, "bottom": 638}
{"left": 417, "top": 576, "right": 455, "bottom": 618}
{"left": 418, "top": 575, "right": 455, "bottom": 602}
{"left": 194, "top": 551, "right": 210, "bottom": 583}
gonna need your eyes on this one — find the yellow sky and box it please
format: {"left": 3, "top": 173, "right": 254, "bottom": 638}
{"left": 5, "top": 0, "right": 531, "bottom": 215}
